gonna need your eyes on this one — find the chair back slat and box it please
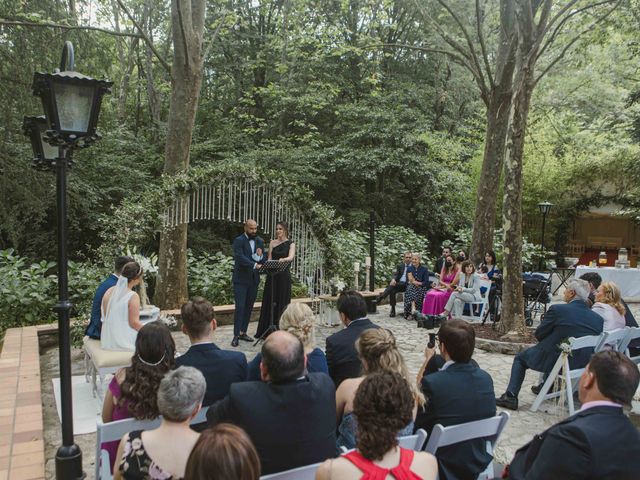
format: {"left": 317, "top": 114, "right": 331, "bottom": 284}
{"left": 424, "top": 412, "right": 509, "bottom": 453}
{"left": 619, "top": 327, "right": 640, "bottom": 354}
{"left": 569, "top": 334, "right": 603, "bottom": 350}
{"left": 260, "top": 462, "right": 322, "bottom": 479}
{"left": 599, "top": 328, "right": 629, "bottom": 352}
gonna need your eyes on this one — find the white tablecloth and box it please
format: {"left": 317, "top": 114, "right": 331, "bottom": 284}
{"left": 574, "top": 266, "right": 640, "bottom": 299}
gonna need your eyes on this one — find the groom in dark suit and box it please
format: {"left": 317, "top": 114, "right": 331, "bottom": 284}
{"left": 231, "top": 219, "right": 264, "bottom": 347}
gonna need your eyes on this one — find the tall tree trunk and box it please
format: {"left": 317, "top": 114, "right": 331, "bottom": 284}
{"left": 499, "top": 0, "right": 551, "bottom": 335}
{"left": 469, "top": 0, "right": 516, "bottom": 264}
{"left": 155, "top": 0, "right": 206, "bottom": 309}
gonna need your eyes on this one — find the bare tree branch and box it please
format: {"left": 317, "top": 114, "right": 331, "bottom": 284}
{"left": 536, "top": 0, "right": 615, "bottom": 61}
{"left": 114, "top": 0, "right": 171, "bottom": 74}
{"left": 476, "top": 0, "right": 494, "bottom": 88}
{"left": 175, "top": 0, "right": 191, "bottom": 70}
{"left": 0, "top": 18, "right": 143, "bottom": 39}
{"left": 203, "top": 13, "right": 231, "bottom": 59}
{"left": 534, "top": 0, "right": 621, "bottom": 85}
{"left": 435, "top": 0, "right": 487, "bottom": 88}
{"left": 411, "top": 0, "right": 489, "bottom": 97}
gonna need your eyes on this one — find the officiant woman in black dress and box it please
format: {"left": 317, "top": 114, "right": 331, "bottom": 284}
{"left": 255, "top": 222, "right": 296, "bottom": 338}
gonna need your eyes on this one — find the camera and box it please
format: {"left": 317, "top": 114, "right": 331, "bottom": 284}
{"left": 427, "top": 333, "right": 438, "bottom": 349}
{"left": 412, "top": 311, "right": 447, "bottom": 329}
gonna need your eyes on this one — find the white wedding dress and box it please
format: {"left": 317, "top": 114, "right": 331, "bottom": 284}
{"left": 101, "top": 276, "right": 138, "bottom": 352}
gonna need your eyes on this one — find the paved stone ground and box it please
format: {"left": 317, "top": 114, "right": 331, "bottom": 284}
{"left": 41, "top": 299, "right": 640, "bottom": 478}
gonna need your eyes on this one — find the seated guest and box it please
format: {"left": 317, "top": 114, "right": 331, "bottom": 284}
{"left": 114, "top": 366, "right": 206, "bottom": 480}
{"left": 433, "top": 246, "right": 453, "bottom": 277}
{"left": 185, "top": 424, "right": 261, "bottom": 480}
{"left": 326, "top": 290, "right": 380, "bottom": 387}
{"left": 581, "top": 271, "right": 640, "bottom": 355}
{"left": 102, "top": 322, "right": 176, "bottom": 471}
{"left": 206, "top": 331, "right": 336, "bottom": 475}
{"left": 85, "top": 255, "right": 133, "bottom": 339}
{"left": 176, "top": 297, "right": 247, "bottom": 407}
{"left": 592, "top": 281, "right": 626, "bottom": 332}
{"left": 414, "top": 320, "right": 496, "bottom": 480}
{"left": 101, "top": 261, "right": 146, "bottom": 352}
{"left": 506, "top": 351, "right": 640, "bottom": 479}
{"left": 335, "top": 328, "right": 423, "bottom": 451}
{"left": 316, "top": 372, "right": 438, "bottom": 480}
{"left": 496, "top": 279, "right": 603, "bottom": 410}
{"left": 248, "top": 302, "right": 327, "bottom": 381}
{"left": 422, "top": 254, "right": 459, "bottom": 316}
{"left": 440, "top": 260, "right": 481, "bottom": 319}
{"left": 580, "top": 271, "right": 638, "bottom": 327}
{"left": 376, "top": 251, "right": 412, "bottom": 317}
{"left": 403, "top": 253, "right": 432, "bottom": 318}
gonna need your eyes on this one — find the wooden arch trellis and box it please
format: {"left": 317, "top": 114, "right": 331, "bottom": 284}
{"left": 164, "top": 178, "right": 328, "bottom": 295}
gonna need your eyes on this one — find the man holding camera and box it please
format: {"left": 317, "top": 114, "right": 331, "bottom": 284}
{"left": 414, "top": 320, "right": 496, "bottom": 480}
{"left": 376, "top": 251, "right": 412, "bottom": 317}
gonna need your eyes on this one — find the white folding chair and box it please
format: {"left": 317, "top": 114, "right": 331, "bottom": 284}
{"left": 599, "top": 327, "right": 629, "bottom": 352}
{"left": 423, "top": 412, "right": 510, "bottom": 480}
{"left": 530, "top": 333, "right": 606, "bottom": 415}
{"left": 619, "top": 327, "right": 640, "bottom": 364}
{"left": 260, "top": 462, "right": 322, "bottom": 479}
{"left": 339, "top": 428, "right": 428, "bottom": 455}
{"left": 95, "top": 406, "right": 209, "bottom": 480}
{"left": 96, "top": 417, "right": 161, "bottom": 480}
{"left": 397, "top": 428, "right": 428, "bottom": 450}
{"left": 460, "top": 279, "right": 493, "bottom": 322}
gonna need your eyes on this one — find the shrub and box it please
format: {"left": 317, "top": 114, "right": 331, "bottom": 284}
{"left": 0, "top": 249, "right": 57, "bottom": 333}
{"left": 333, "top": 226, "right": 431, "bottom": 288}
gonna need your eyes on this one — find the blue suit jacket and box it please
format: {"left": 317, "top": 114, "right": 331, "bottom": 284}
{"left": 232, "top": 234, "right": 264, "bottom": 286}
{"left": 415, "top": 362, "right": 496, "bottom": 480}
{"left": 175, "top": 342, "right": 248, "bottom": 406}
{"left": 84, "top": 274, "right": 118, "bottom": 339}
{"left": 509, "top": 406, "right": 640, "bottom": 479}
{"left": 522, "top": 300, "right": 603, "bottom": 373}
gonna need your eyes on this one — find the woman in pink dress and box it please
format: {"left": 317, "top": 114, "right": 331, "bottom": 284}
{"left": 422, "top": 254, "right": 459, "bottom": 315}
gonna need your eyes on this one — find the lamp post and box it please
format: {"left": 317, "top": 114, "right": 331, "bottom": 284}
{"left": 538, "top": 201, "right": 553, "bottom": 271}
{"left": 369, "top": 211, "right": 375, "bottom": 292}
{"left": 23, "top": 41, "right": 111, "bottom": 480}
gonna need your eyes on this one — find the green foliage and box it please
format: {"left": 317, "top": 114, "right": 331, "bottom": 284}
{"left": 333, "top": 226, "right": 431, "bottom": 288}
{"left": 0, "top": 249, "right": 57, "bottom": 333}
{"left": 187, "top": 250, "right": 236, "bottom": 306}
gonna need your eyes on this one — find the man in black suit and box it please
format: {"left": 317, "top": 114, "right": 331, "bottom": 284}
{"left": 507, "top": 350, "right": 640, "bottom": 479}
{"left": 206, "top": 331, "right": 336, "bottom": 475}
{"left": 325, "top": 290, "right": 380, "bottom": 387}
{"left": 231, "top": 219, "right": 265, "bottom": 347}
{"left": 415, "top": 320, "right": 496, "bottom": 480}
{"left": 496, "top": 278, "right": 603, "bottom": 410}
{"left": 175, "top": 297, "right": 247, "bottom": 406}
{"left": 434, "top": 246, "right": 452, "bottom": 275}
{"left": 376, "top": 251, "right": 412, "bottom": 317}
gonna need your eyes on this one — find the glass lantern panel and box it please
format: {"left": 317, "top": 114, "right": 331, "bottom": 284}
{"left": 41, "top": 131, "right": 58, "bottom": 160}
{"left": 53, "top": 82, "right": 94, "bottom": 134}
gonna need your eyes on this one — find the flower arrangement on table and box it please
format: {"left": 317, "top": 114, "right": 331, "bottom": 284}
{"left": 329, "top": 277, "right": 347, "bottom": 296}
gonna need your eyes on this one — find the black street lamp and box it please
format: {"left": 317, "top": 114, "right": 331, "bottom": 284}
{"left": 24, "top": 41, "right": 111, "bottom": 480}
{"left": 538, "top": 201, "right": 553, "bottom": 271}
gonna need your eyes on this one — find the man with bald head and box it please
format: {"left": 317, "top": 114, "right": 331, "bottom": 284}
{"left": 231, "top": 219, "right": 265, "bottom": 347}
{"left": 206, "top": 331, "right": 336, "bottom": 474}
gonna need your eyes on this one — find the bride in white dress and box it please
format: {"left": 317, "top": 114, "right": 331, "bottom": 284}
{"left": 101, "top": 261, "right": 145, "bottom": 351}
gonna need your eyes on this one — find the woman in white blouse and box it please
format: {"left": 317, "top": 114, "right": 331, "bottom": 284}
{"left": 592, "top": 281, "right": 626, "bottom": 331}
